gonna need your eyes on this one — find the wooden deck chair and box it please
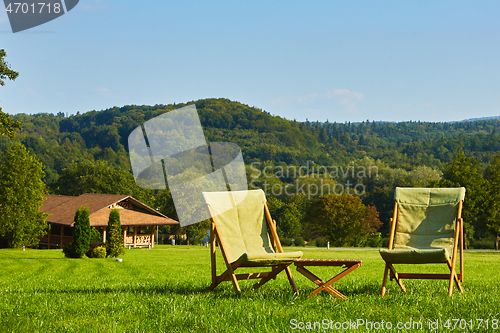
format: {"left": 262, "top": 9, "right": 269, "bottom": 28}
{"left": 202, "top": 189, "right": 303, "bottom": 295}
{"left": 380, "top": 187, "right": 466, "bottom": 297}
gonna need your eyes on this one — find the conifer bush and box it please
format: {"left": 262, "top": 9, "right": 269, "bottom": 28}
{"left": 64, "top": 206, "right": 91, "bottom": 258}
{"left": 106, "top": 209, "right": 124, "bottom": 258}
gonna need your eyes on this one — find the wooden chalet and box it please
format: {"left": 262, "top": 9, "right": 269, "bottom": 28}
{"left": 39, "top": 193, "right": 178, "bottom": 249}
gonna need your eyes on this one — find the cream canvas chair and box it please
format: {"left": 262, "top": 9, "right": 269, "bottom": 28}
{"left": 380, "top": 187, "right": 466, "bottom": 296}
{"left": 202, "top": 189, "right": 303, "bottom": 295}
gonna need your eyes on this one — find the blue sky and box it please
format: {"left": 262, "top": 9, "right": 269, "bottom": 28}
{"left": 1, "top": 0, "right": 499, "bottom": 122}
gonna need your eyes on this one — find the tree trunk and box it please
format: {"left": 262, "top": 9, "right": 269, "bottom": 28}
{"left": 496, "top": 232, "right": 499, "bottom": 251}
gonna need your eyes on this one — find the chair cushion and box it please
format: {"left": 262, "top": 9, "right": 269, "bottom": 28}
{"left": 238, "top": 251, "right": 304, "bottom": 265}
{"left": 379, "top": 248, "right": 450, "bottom": 264}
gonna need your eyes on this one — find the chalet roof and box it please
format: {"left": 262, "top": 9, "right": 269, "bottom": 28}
{"left": 42, "top": 193, "right": 178, "bottom": 227}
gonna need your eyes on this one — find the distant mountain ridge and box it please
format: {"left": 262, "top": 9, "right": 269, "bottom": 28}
{"left": 6, "top": 98, "right": 500, "bottom": 185}
{"left": 454, "top": 116, "right": 500, "bottom": 123}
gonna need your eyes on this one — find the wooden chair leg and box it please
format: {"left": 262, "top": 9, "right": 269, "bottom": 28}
{"left": 206, "top": 280, "right": 219, "bottom": 291}
{"left": 206, "top": 268, "right": 230, "bottom": 291}
{"left": 230, "top": 272, "right": 241, "bottom": 295}
{"left": 219, "top": 264, "right": 241, "bottom": 295}
{"left": 284, "top": 266, "right": 299, "bottom": 294}
{"left": 381, "top": 263, "right": 390, "bottom": 296}
{"left": 447, "top": 260, "right": 464, "bottom": 296}
{"left": 448, "top": 273, "right": 455, "bottom": 296}
{"left": 388, "top": 264, "right": 406, "bottom": 293}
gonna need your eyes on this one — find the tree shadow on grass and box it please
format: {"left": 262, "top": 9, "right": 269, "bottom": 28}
{"left": 5, "top": 283, "right": 250, "bottom": 300}
{"left": 4, "top": 282, "right": 322, "bottom": 301}
{"left": 0, "top": 257, "right": 66, "bottom": 260}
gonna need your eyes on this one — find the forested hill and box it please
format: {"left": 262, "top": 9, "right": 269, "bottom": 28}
{"left": 4, "top": 97, "right": 500, "bottom": 184}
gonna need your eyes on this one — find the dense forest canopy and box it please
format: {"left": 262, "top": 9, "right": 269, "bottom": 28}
{"left": 8, "top": 98, "right": 500, "bottom": 181}
{"left": 4, "top": 98, "right": 500, "bottom": 247}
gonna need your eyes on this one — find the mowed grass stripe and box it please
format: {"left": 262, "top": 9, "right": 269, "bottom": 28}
{"left": 0, "top": 246, "right": 499, "bottom": 332}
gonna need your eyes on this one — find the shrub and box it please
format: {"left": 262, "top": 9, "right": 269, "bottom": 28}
{"left": 382, "top": 237, "right": 390, "bottom": 248}
{"left": 280, "top": 237, "right": 293, "bottom": 246}
{"left": 315, "top": 237, "right": 328, "bottom": 247}
{"left": 86, "top": 242, "right": 104, "bottom": 258}
{"left": 294, "top": 237, "right": 305, "bottom": 247}
{"left": 89, "top": 227, "right": 101, "bottom": 243}
{"left": 92, "top": 246, "right": 106, "bottom": 258}
{"left": 62, "top": 243, "right": 78, "bottom": 258}
{"left": 367, "top": 232, "right": 383, "bottom": 248}
{"left": 469, "top": 237, "right": 495, "bottom": 249}
{"left": 106, "top": 209, "right": 124, "bottom": 258}
{"left": 66, "top": 206, "right": 91, "bottom": 258}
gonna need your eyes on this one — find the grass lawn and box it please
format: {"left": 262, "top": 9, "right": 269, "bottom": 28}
{"left": 0, "top": 246, "right": 499, "bottom": 332}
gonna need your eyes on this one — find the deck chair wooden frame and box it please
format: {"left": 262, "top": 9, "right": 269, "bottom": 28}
{"left": 381, "top": 187, "right": 465, "bottom": 297}
{"left": 204, "top": 191, "right": 301, "bottom": 295}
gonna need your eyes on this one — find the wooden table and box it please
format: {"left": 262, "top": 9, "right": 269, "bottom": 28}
{"left": 294, "top": 259, "right": 362, "bottom": 299}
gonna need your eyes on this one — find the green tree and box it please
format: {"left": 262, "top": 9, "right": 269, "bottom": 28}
{"left": 0, "top": 49, "right": 22, "bottom": 139}
{"left": 106, "top": 209, "right": 124, "bottom": 257}
{"left": 306, "top": 194, "right": 381, "bottom": 247}
{"left": 0, "top": 143, "right": 48, "bottom": 248}
{"left": 275, "top": 203, "right": 302, "bottom": 239}
{"left": 185, "top": 220, "right": 210, "bottom": 245}
{"left": 54, "top": 160, "right": 154, "bottom": 206}
{"left": 72, "top": 206, "right": 91, "bottom": 257}
{"left": 440, "top": 150, "right": 486, "bottom": 243}
{"left": 484, "top": 153, "right": 500, "bottom": 250}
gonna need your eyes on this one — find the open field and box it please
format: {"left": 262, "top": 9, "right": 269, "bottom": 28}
{"left": 0, "top": 246, "right": 499, "bottom": 332}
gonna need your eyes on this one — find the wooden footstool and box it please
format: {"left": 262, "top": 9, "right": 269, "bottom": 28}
{"left": 294, "top": 259, "right": 362, "bottom": 299}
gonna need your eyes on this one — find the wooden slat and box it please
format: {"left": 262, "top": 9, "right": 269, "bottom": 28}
{"left": 209, "top": 210, "right": 217, "bottom": 284}
{"left": 388, "top": 201, "right": 398, "bottom": 250}
{"left": 264, "top": 203, "right": 283, "bottom": 253}
{"left": 449, "top": 204, "right": 462, "bottom": 296}
{"left": 458, "top": 199, "right": 464, "bottom": 282}
{"left": 398, "top": 273, "right": 453, "bottom": 280}
{"left": 294, "top": 259, "right": 362, "bottom": 267}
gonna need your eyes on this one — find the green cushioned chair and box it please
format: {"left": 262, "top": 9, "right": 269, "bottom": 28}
{"left": 202, "top": 189, "right": 303, "bottom": 295}
{"left": 203, "top": 190, "right": 302, "bottom": 294}
{"left": 380, "top": 187, "right": 466, "bottom": 296}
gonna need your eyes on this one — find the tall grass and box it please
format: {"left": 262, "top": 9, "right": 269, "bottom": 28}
{"left": 0, "top": 246, "right": 498, "bottom": 332}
